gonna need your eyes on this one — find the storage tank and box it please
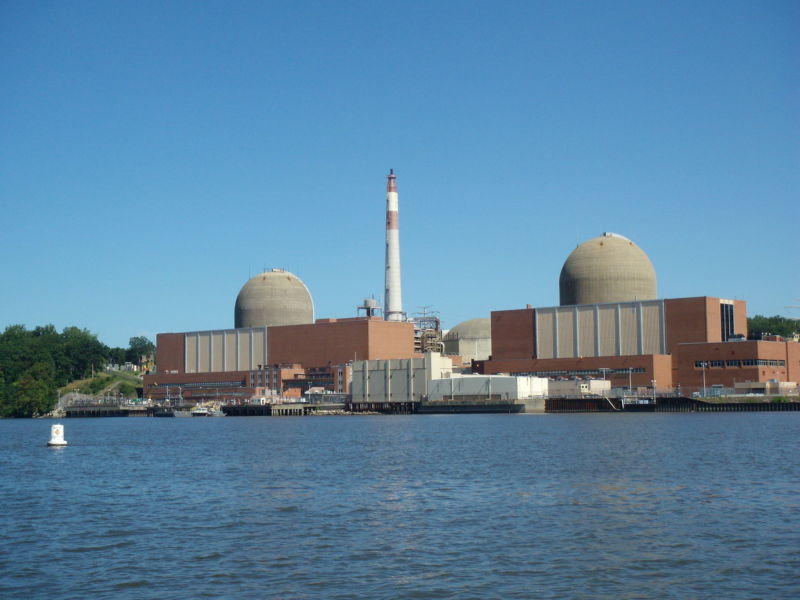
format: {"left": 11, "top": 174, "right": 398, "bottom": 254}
{"left": 559, "top": 233, "right": 657, "bottom": 306}
{"left": 234, "top": 269, "right": 314, "bottom": 328}
{"left": 443, "top": 318, "right": 492, "bottom": 362}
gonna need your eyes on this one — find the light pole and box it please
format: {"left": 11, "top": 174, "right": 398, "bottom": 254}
{"left": 651, "top": 379, "right": 656, "bottom": 403}
{"left": 701, "top": 361, "right": 707, "bottom": 398}
{"left": 628, "top": 367, "right": 633, "bottom": 395}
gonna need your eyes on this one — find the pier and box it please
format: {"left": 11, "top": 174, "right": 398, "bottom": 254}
{"left": 65, "top": 403, "right": 155, "bottom": 417}
{"left": 346, "top": 401, "right": 418, "bottom": 414}
{"left": 223, "top": 401, "right": 348, "bottom": 416}
{"left": 59, "top": 393, "right": 800, "bottom": 417}
{"left": 545, "top": 396, "right": 800, "bottom": 413}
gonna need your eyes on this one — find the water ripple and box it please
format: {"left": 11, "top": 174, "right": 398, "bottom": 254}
{"left": 1, "top": 414, "right": 799, "bottom": 598}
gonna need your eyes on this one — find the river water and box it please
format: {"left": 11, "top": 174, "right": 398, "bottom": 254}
{"left": 1, "top": 413, "right": 798, "bottom": 599}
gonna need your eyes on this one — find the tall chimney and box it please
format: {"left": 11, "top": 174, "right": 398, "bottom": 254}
{"left": 384, "top": 169, "right": 404, "bottom": 321}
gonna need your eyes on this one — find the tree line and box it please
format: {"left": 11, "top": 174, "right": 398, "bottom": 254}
{"left": 0, "top": 325, "right": 154, "bottom": 418}
{"left": 747, "top": 315, "right": 799, "bottom": 339}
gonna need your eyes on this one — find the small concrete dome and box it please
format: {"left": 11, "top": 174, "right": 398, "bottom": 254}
{"left": 443, "top": 318, "right": 491, "bottom": 362}
{"left": 234, "top": 269, "right": 314, "bottom": 329}
{"left": 559, "top": 233, "right": 656, "bottom": 306}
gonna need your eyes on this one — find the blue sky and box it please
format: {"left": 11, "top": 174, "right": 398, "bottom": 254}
{"left": 1, "top": 0, "right": 798, "bottom": 348}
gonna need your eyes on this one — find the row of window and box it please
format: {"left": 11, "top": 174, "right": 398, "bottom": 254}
{"left": 250, "top": 373, "right": 280, "bottom": 386}
{"left": 694, "top": 359, "right": 785, "bottom": 368}
{"left": 154, "top": 380, "right": 244, "bottom": 389}
{"left": 516, "top": 368, "right": 647, "bottom": 377}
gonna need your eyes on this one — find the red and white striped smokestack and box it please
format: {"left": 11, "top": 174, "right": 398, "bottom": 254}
{"left": 384, "top": 169, "right": 404, "bottom": 321}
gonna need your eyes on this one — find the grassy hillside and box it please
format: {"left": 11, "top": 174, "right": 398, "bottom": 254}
{"left": 61, "top": 371, "right": 143, "bottom": 399}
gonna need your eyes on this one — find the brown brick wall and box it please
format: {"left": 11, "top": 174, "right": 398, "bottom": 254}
{"left": 664, "top": 297, "right": 712, "bottom": 354}
{"left": 143, "top": 370, "right": 249, "bottom": 401}
{"left": 491, "top": 308, "right": 535, "bottom": 360}
{"left": 733, "top": 300, "right": 748, "bottom": 337}
{"left": 366, "top": 320, "right": 416, "bottom": 360}
{"left": 149, "top": 318, "right": 413, "bottom": 401}
{"left": 787, "top": 342, "right": 800, "bottom": 383}
{"left": 674, "top": 340, "right": 794, "bottom": 393}
{"left": 268, "top": 318, "right": 414, "bottom": 366}
{"left": 155, "top": 333, "right": 185, "bottom": 374}
{"left": 704, "top": 297, "right": 722, "bottom": 342}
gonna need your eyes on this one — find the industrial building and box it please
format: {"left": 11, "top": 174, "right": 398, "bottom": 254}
{"left": 350, "top": 352, "right": 454, "bottom": 404}
{"left": 144, "top": 171, "right": 417, "bottom": 402}
{"left": 350, "top": 352, "right": 548, "bottom": 412}
{"left": 144, "top": 167, "right": 797, "bottom": 406}
{"left": 479, "top": 233, "right": 799, "bottom": 395}
{"left": 144, "top": 314, "right": 416, "bottom": 402}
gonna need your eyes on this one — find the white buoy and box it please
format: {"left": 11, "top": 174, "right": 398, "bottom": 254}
{"left": 47, "top": 423, "right": 67, "bottom": 447}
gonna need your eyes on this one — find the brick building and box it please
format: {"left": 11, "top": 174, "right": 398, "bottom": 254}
{"left": 143, "top": 317, "right": 416, "bottom": 402}
{"left": 479, "top": 296, "right": 799, "bottom": 395}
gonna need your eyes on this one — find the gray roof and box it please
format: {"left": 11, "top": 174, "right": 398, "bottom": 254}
{"left": 443, "top": 317, "right": 491, "bottom": 341}
{"left": 234, "top": 269, "right": 314, "bottom": 329}
{"left": 559, "top": 232, "right": 657, "bottom": 306}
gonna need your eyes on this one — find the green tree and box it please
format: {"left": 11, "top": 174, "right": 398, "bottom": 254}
{"left": 5, "top": 362, "right": 57, "bottom": 417}
{"left": 126, "top": 336, "right": 155, "bottom": 366}
{"left": 0, "top": 324, "right": 117, "bottom": 417}
{"left": 108, "top": 347, "right": 127, "bottom": 366}
{"left": 0, "top": 324, "right": 47, "bottom": 383}
{"left": 747, "top": 315, "right": 800, "bottom": 339}
{"left": 0, "top": 372, "right": 6, "bottom": 413}
{"left": 118, "top": 381, "right": 137, "bottom": 398}
{"left": 61, "top": 326, "right": 109, "bottom": 380}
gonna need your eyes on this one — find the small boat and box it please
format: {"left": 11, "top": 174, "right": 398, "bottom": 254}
{"left": 153, "top": 408, "right": 175, "bottom": 417}
{"left": 191, "top": 406, "right": 225, "bottom": 417}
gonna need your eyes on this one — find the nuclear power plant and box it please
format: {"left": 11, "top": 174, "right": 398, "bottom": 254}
{"left": 143, "top": 171, "right": 799, "bottom": 408}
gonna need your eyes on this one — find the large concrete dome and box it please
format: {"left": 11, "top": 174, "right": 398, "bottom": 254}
{"left": 234, "top": 269, "right": 314, "bottom": 329}
{"left": 443, "top": 318, "right": 491, "bottom": 362}
{"left": 559, "top": 233, "right": 656, "bottom": 306}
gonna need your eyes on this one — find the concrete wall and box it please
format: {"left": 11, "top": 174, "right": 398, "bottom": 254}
{"left": 443, "top": 336, "right": 491, "bottom": 363}
{"left": 534, "top": 300, "right": 665, "bottom": 359}
{"left": 428, "top": 375, "right": 547, "bottom": 401}
{"left": 184, "top": 327, "right": 268, "bottom": 374}
{"left": 548, "top": 379, "right": 611, "bottom": 396}
{"left": 350, "top": 353, "right": 453, "bottom": 403}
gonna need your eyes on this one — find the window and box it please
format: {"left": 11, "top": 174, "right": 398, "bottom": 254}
{"left": 741, "top": 359, "right": 785, "bottom": 367}
{"left": 720, "top": 303, "right": 735, "bottom": 342}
